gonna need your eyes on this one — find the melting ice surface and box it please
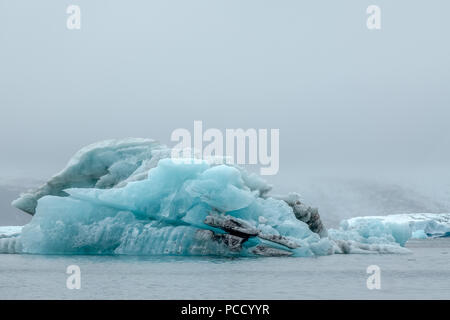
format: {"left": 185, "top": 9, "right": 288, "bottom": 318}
{"left": 2, "top": 139, "right": 450, "bottom": 256}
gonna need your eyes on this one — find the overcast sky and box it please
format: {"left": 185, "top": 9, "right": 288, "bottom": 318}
{"left": 1, "top": 0, "right": 449, "bottom": 182}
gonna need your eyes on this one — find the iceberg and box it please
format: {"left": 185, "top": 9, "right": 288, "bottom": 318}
{"left": 11, "top": 158, "right": 333, "bottom": 256}
{"left": 331, "top": 213, "right": 450, "bottom": 246}
{"left": 5, "top": 138, "right": 448, "bottom": 257}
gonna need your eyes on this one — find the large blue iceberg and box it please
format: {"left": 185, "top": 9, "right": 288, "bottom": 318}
{"left": 2, "top": 139, "right": 449, "bottom": 256}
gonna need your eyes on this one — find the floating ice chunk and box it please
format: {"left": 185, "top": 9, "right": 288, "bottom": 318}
{"left": 9, "top": 138, "right": 447, "bottom": 257}
{"left": 14, "top": 158, "right": 331, "bottom": 256}
{"left": 329, "top": 213, "right": 450, "bottom": 250}
{"left": 401, "top": 213, "right": 450, "bottom": 238}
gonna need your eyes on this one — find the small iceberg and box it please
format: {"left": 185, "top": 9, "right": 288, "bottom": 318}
{"left": 330, "top": 213, "right": 450, "bottom": 246}
{"left": 3, "top": 138, "right": 449, "bottom": 256}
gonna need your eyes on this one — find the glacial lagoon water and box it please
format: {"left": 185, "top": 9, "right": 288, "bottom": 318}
{"left": 1, "top": 238, "right": 449, "bottom": 300}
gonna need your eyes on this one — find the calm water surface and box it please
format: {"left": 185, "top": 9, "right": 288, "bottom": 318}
{"left": 0, "top": 238, "right": 449, "bottom": 299}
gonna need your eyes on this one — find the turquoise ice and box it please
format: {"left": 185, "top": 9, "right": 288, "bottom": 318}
{"left": 16, "top": 159, "right": 330, "bottom": 256}
{"left": 3, "top": 139, "right": 448, "bottom": 256}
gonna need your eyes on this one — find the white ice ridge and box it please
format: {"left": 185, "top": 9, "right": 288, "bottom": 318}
{"left": 329, "top": 213, "right": 450, "bottom": 247}
{"left": 12, "top": 138, "right": 170, "bottom": 215}
{"left": 0, "top": 226, "right": 23, "bottom": 238}
{"left": 6, "top": 138, "right": 448, "bottom": 257}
